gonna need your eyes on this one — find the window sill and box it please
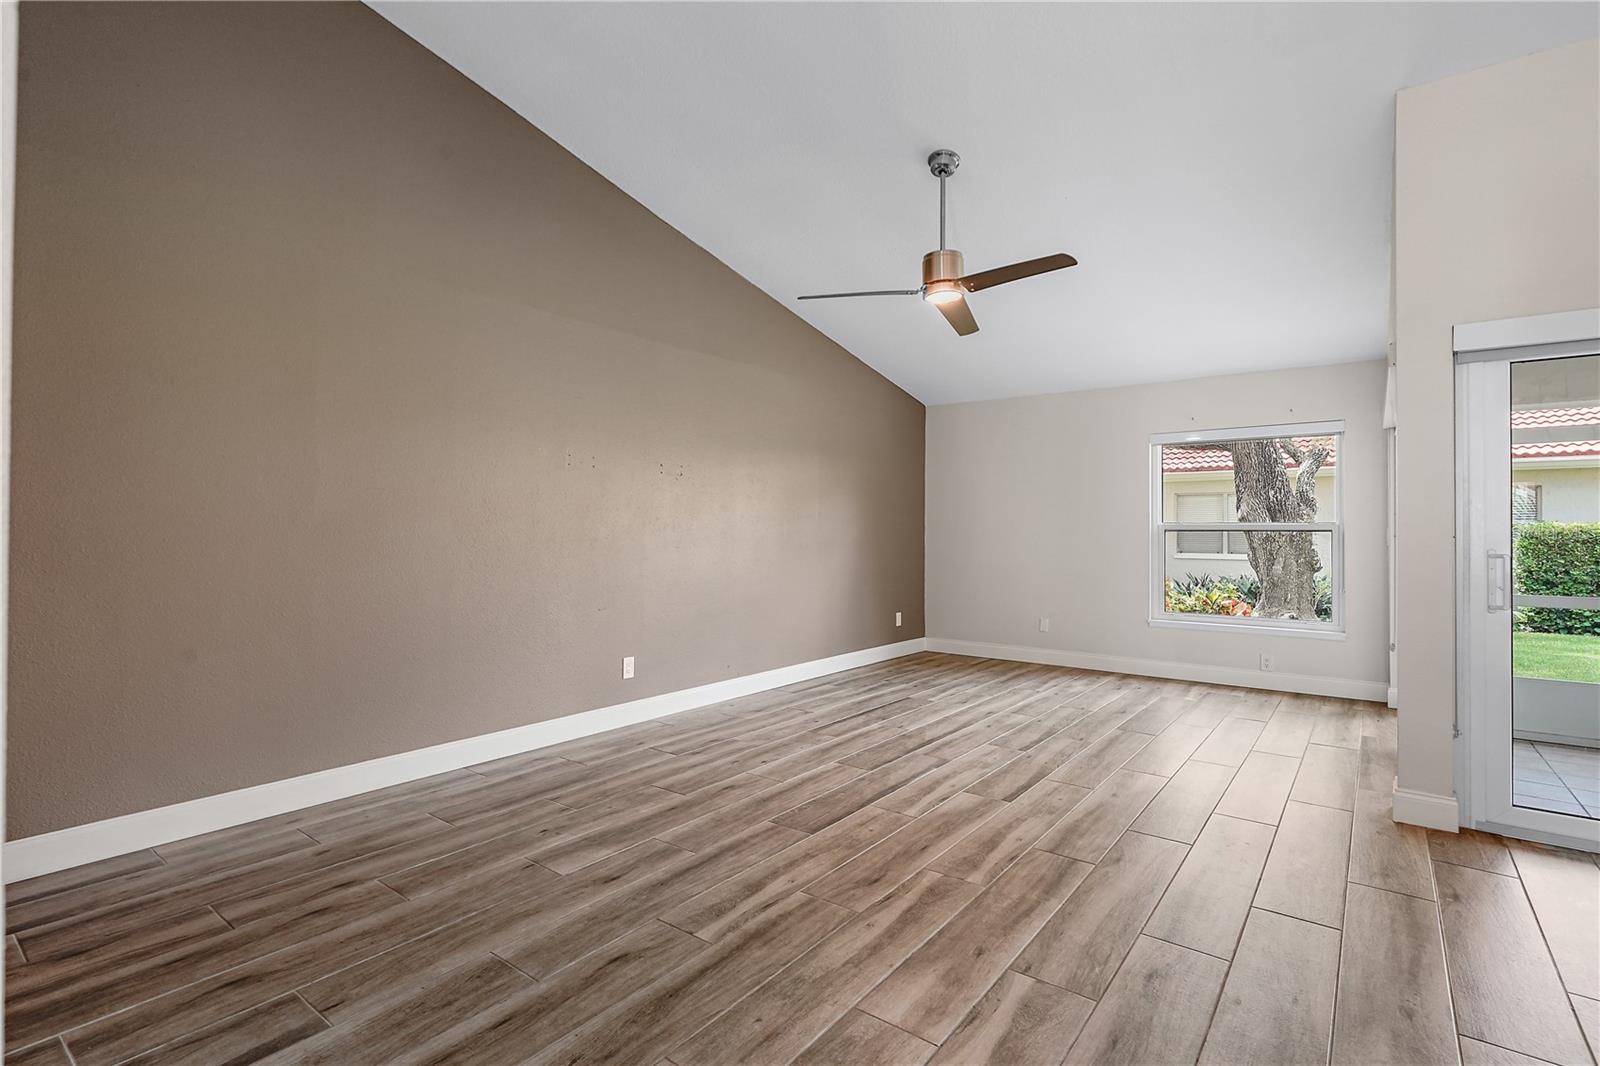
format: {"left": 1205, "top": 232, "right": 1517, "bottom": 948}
{"left": 1148, "top": 616, "right": 1348, "bottom": 641}
{"left": 1172, "top": 553, "right": 1250, "bottom": 561}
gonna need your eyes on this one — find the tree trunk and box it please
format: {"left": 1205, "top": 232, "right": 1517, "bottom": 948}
{"left": 1226, "top": 438, "right": 1329, "bottom": 620}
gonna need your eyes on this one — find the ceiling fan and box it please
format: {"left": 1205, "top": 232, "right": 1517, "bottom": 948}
{"left": 797, "top": 149, "right": 1077, "bottom": 336}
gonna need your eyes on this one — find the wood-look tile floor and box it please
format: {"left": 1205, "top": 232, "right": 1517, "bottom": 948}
{"left": 7, "top": 653, "right": 1599, "bottom": 1065}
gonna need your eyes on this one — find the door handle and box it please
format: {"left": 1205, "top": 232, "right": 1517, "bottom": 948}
{"left": 1487, "top": 551, "right": 1511, "bottom": 612}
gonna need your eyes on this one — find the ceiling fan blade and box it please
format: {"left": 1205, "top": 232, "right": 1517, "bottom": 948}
{"left": 959, "top": 253, "right": 1077, "bottom": 293}
{"left": 797, "top": 289, "right": 920, "bottom": 300}
{"left": 934, "top": 294, "right": 979, "bottom": 336}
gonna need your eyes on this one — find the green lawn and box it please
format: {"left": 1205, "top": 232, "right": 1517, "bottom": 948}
{"left": 1514, "top": 631, "right": 1600, "bottom": 685}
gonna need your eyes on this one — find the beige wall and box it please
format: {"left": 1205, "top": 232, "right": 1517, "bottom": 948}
{"left": 926, "top": 360, "right": 1389, "bottom": 691}
{"left": 7, "top": 3, "right": 925, "bottom": 839}
{"left": 1393, "top": 39, "right": 1600, "bottom": 808}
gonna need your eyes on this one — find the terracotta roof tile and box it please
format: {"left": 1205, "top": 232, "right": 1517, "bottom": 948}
{"left": 1512, "top": 406, "right": 1600, "bottom": 429}
{"left": 1512, "top": 439, "right": 1600, "bottom": 460}
{"left": 1162, "top": 437, "right": 1336, "bottom": 474}
{"left": 1161, "top": 416, "right": 1599, "bottom": 474}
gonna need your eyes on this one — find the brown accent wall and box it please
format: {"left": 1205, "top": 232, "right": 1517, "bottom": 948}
{"left": 8, "top": 2, "right": 925, "bottom": 838}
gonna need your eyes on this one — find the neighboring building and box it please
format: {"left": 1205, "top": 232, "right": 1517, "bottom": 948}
{"left": 1511, "top": 405, "right": 1600, "bottom": 525}
{"left": 1163, "top": 409, "right": 1598, "bottom": 590}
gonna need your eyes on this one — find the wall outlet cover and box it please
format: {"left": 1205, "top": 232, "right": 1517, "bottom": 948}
{"left": 1259, "top": 654, "right": 1274, "bottom": 672}
{"left": 622, "top": 656, "right": 635, "bottom": 680}
{"left": 1039, "top": 616, "right": 1051, "bottom": 633}
{"left": 895, "top": 611, "right": 903, "bottom": 627}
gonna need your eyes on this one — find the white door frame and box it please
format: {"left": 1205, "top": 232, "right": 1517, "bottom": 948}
{"left": 1454, "top": 310, "right": 1600, "bottom": 852}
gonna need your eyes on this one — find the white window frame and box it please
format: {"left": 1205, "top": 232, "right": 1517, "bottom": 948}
{"left": 1149, "top": 420, "right": 1346, "bottom": 638}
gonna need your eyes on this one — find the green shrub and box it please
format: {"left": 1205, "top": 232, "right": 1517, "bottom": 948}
{"left": 1165, "top": 577, "right": 1252, "bottom": 616}
{"left": 1169, "top": 574, "right": 1244, "bottom": 598}
{"left": 1314, "top": 573, "right": 1333, "bottom": 622}
{"left": 1167, "top": 571, "right": 1333, "bottom": 622}
{"left": 1513, "top": 523, "right": 1600, "bottom": 636}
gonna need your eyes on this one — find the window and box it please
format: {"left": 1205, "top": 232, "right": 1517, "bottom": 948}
{"left": 1512, "top": 483, "right": 1543, "bottom": 524}
{"left": 1151, "top": 421, "right": 1344, "bottom": 634}
{"left": 1174, "top": 493, "right": 1249, "bottom": 556}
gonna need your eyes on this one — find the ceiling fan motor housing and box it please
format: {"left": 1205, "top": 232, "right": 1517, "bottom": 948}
{"left": 923, "top": 248, "right": 964, "bottom": 286}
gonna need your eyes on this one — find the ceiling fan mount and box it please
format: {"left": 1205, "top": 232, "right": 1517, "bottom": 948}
{"left": 797, "top": 149, "right": 1076, "bottom": 336}
{"left": 926, "top": 148, "right": 961, "bottom": 178}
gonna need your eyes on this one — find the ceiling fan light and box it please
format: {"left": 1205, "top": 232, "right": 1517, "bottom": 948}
{"left": 923, "top": 282, "right": 963, "bottom": 305}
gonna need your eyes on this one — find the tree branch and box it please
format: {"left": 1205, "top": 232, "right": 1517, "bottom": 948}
{"left": 1293, "top": 442, "right": 1330, "bottom": 514}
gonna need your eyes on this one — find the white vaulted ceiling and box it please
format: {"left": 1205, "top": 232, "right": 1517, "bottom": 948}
{"left": 372, "top": 2, "right": 1598, "bottom": 404}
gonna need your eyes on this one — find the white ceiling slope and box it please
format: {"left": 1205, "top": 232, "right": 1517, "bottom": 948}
{"left": 372, "top": 3, "right": 1598, "bottom": 405}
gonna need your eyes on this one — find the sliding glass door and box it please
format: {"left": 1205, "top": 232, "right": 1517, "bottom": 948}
{"left": 1458, "top": 349, "right": 1599, "bottom": 851}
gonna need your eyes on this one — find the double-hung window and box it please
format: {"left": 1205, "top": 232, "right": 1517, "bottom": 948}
{"left": 1150, "top": 420, "right": 1344, "bottom": 635}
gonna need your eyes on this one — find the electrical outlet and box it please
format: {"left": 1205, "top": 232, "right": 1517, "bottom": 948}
{"left": 1039, "top": 616, "right": 1051, "bottom": 633}
{"left": 1259, "top": 653, "right": 1274, "bottom": 672}
{"left": 622, "top": 656, "right": 635, "bottom": 680}
{"left": 895, "top": 611, "right": 903, "bottom": 627}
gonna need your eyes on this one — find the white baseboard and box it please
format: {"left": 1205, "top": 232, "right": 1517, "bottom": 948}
{"left": 1386, "top": 685, "right": 1397, "bottom": 709}
{"left": 1392, "top": 785, "right": 1461, "bottom": 832}
{"left": 3, "top": 638, "right": 927, "bottom": 884}
{"left": 926, "top": 638, "right": 1390, "bottom": 703}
